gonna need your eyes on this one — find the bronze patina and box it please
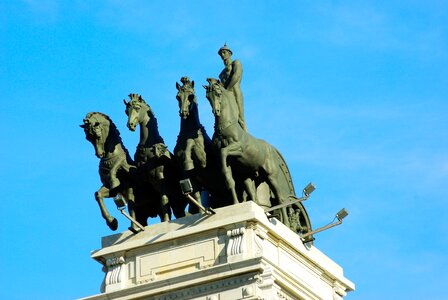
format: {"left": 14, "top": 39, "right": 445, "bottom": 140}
{"left": 81, "top": 112, "right": 158, "bottom": 232}
{"left": 81, "top": 46, "right": 313, "bottom": 238}
{"left": 204, "top": 78, "right": 312, "bottom": 235}
{"left": 218, "top": 44, "right": 246, "bottom": 131}
{"left": 174, "top": 77, "right": 232, "bottom": 208}
{"left": 124, "top": 93, "right": 188, "bottom": 221}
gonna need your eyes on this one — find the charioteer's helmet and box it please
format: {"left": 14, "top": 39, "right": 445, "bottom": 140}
{"left": 218, "top": 44, "right": 232, "bottom": 56}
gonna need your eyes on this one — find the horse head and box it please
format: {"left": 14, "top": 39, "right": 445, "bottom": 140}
{"left": 203, "top": 78, "right": 223, "bottom": 117}
{"left": 176, "top": 76, "right": 196, "bottom": 119}
{"left": 80, "top": 112, "right": 110, "bottom": 158}
{"left": 124, "top": 93, "right": 149, "bottom": 131}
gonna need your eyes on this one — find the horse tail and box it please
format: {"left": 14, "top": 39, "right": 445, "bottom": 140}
{"left": 272, "top": 147, "right": 313, "bottom": 239}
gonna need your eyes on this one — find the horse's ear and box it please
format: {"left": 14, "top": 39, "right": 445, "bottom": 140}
{"left": 123, "top": 99, "right": 128, "bottom": 106}
{"left": 191, "top": 81, "right": 195, "bottom": 88}
{"left": 176, "top": 82, "right": 181, "bottom": 90}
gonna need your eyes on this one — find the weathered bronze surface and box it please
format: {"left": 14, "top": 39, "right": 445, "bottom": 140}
{"left": 81, "top": 46, "right": 312, "bottom": 237}
{"left": 204, "top": 78, "right": 312, "bottom": 235}
{"left": 218, "top": 44, "right": 246, "bottom": 131}
{"left": 81, "top": 112, "right": 159, "bottom": 232}
{"left": 174, "top": 77, "right": 232, "bottom": 208}
{"left": 124, "top": 94, "right": 188, "bottom": 221}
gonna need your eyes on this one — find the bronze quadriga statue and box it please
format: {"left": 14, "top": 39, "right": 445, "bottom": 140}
{"left": 81, "top": 46, "right": 313, "bottom": 238}
{"left": 174, "top": 77, "right": 232, "bottom": 208}
{"left": 81, "top": 112, "right": 158, "bottom": 232}
{"left": 204, "top": 78, "right": 312, "bottom": 235}
{"left": 124, "top": 93, "right": 188, "bottom": 221}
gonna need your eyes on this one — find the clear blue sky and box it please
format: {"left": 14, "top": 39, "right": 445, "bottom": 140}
{"left": 1, "top": 1, "right": 447, "bottom": 299}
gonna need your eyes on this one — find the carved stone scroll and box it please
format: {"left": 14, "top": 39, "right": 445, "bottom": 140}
{"left": 226, "top": 227, "right": 246, "bottom": 257}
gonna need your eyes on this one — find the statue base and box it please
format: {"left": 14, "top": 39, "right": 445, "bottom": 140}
{"left": 82, "top": 202, "right": 354, "bottom": 300}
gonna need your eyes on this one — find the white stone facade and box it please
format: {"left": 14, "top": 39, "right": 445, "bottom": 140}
{"left": 82, "top": 202, "right": 354, "bottom": 300}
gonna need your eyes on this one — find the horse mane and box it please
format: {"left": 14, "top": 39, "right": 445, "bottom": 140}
{"left": 84, "top": 112, "right": 132, "bottom": 158}
{"left": 127, "top": 93, "right": 165, "bottom": 144}
{"left": 179, "top": 76, "right": 198, "bottom": 104}
{"left": 128, "top": 93, "right": 155, "bottom": 115}
{"left": 206, "top": 78, "right": 226, "bottom": 95}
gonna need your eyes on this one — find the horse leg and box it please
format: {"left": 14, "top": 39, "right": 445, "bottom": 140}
{"left": 159, "top": 194, "right": 170, "bottom": 222}
{"left": 155, "top": 165, "right": 172, "bottom": 221}
{"left": 123, "top": 187, "right": 142, "bottom": 233}
{"left": 220, "top": 144, "right": 242, "bottom": 204}
{"left": 193, "top": 135, "right": 207, "bottom": 168}
{"left": 266, "top": 177, "right": 290, "bottom": 227}
{"left": 159, "top": 183, "right": 171, "bottom": 222}
{"left": 184, "top": 140, "right": 195, "bottom": 171}
{"left": 243, "top": 177, "right": 257, "bottom": 203}
{"left": 95, "top": 186, "right": 118, "bottom": 231}
{"left": 264, "top": 160, "right": 290, "bottom": 228}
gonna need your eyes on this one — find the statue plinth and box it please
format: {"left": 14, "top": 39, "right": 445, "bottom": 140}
{"left": 82, "top": 202, "right": 354, "bottom": 300}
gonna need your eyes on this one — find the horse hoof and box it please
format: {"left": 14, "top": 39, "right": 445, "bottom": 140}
{"left": 107, "top": 218, "right": 118, "bottom": 231}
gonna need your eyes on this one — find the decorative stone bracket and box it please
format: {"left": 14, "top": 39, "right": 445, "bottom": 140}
{"left": 102, "top": 256, "right": 126, "bottom": 293}
{"left": 227, "top": 227, "right": 246, "bottom": 258}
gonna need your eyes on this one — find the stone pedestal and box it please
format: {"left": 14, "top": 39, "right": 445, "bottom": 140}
{"left": 82, "top": 202, "right": 354, "bottom": 300}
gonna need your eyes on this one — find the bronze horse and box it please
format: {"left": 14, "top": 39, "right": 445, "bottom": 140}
{"left": 124, "top": 94, "right": 188, "bottom": 221}
{"left": 81, "top": 112, "right": 158, "bottom": 232}
{"left": 204, "top": 78, "right": 312, "bottom": 234}
{"left": 174, "top": 77, "right": 232, "bottom": 208}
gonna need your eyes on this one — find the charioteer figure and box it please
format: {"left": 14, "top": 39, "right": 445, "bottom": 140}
{"left": 218, "top": 44, "right": 247, "bottom": 131}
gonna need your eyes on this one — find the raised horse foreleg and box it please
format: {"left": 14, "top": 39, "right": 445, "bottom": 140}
{"left": 95, "top": 186, "right": 118, "bottom": 230}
